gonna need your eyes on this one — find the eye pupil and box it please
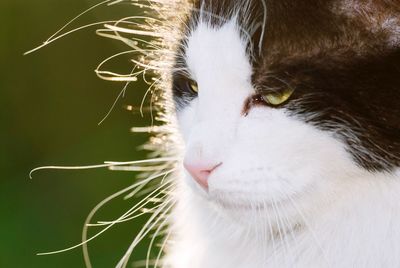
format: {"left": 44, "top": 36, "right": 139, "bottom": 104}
{"left": 188, "top": 80, "right": 198, "bottom": 93}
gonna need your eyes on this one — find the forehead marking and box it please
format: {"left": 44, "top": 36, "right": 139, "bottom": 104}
{"left": 185, "top": 20, "right": 252, "bottom": 87}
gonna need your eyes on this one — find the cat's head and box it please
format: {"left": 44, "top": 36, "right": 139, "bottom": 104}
{"left": 171, "top": 0, "right": 400, "bottom": 221}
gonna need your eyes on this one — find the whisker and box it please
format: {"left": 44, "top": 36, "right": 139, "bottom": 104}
{"left": 264, "top": 199, "right": 278, "bottom": 267}
{"left": 272, "top": 198, "right": 294, "bottom": 267}
{"left": 81, "top": 169, "right": 176, "bottom": 268}
{"left": 145, "top": 204, "right": 172, "bottom": 268}
{"left": 25, "top": 20, "right": 121, "bottom": 55}
{"left": 116, "top": 201, "right": 175, "bottom": 268}
{"left": 35, "top": 169, "right": 169, "bottom": 259}
{"left": 276, "top": 198, "right": 299, "bottom": 266}
{"left": 285, "top": 194, "right": 332, "bottom": 268}
{"left": 153, "top": 227, "right": 172, "bottom": 268}
{"left": 86, "top": 183, "right": 175, "bottom": 227}
{"left": 24, "top": 0, "right": 114, "bottom": 55}
{"left": 29, "top": 157, "right": 177, "bottom": 179}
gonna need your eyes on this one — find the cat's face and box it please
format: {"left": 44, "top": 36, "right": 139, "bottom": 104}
{"left": 172, "top": 0, "right": 400, "bottom": 220}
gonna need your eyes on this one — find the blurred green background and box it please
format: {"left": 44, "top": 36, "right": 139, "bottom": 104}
{"left": 2, "top": 0, "right": 155, "bottom": 267}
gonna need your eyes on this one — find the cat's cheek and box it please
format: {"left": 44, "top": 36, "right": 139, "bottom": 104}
{"left": 175, "top": 100, "right": 198, "bottom": 143}
{"left": 207, "top": 156, "right": 317, "bottom": 206}
{"left": 208, "top": 110, "right": 357, "bottom": 206}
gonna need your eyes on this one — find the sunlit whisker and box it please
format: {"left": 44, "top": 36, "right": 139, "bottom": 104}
{"left": 28, "top": 1, "right": 186, "bottom": 267}
{"left": 154, "top": 227, "right": 172, "bottom": 268}
{"left": 116, "top": 201, "right": 175, "bottom": 268}
{"left": 88, "top": 201, "right": 167, "bottom": 227}
{"left": 81, "top": 168, "right": 176, "bottom": 268}
{"left": 145, "top": 202, "right": 173, "bottom": 268}
{"left": 110, "top": 182, "right": 175, "bottom": 223}
{"left": 29, "top": 157, "right": 174, "bottom": 179}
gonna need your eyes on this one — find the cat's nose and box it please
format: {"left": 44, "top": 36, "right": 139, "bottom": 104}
{"left": 183, "top": 161, "right": 222, "bottom": 190}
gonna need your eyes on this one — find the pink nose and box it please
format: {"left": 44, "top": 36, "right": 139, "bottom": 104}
{"left": 184, "top": 161, "right": 221, "bottom": 190}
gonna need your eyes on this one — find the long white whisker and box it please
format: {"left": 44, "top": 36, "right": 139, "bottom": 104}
{"left": 34, "top": 169, "right": 173, "bottom": 256}
{"left": 276, "top": 198, "right": 298, "bottom": 267}
{"left": 87, "top": 182, "right": 175, "bottom": 227}
{"left": 111, "top": 182, "right": 175, "bottom": 223}
{"left": 97, "top": 83, "right": 130, "bottom": 126}
{"left": 24, "top": 0, "right": 113, "bottom": 55}
{"left": 81, "top": 168, "right": 175, "bottom": 268}
{"left": 285, "top": 194, "right": 331, "bottom": 268}
{"left": 154, "top": 227, "right": 172, "bottom": 268}
{"left": 264, "top": 200, "right": 278, "bottom": 267}
{"left": 29, "top": 157, "right": 177, "bottom": 179}
{"left": 271, "top": 198, "right": 293, "bottom": 267}
{"left": 116, "top": 201, "right": 175, "bottom": 268}
{"left": 145, "top": 203, "right": 172, "bottom": 268}
{"left": 140, "top": 78, "right": 161, "bottom": 117}
{"left": 25, "top": 20, "right": 121, "bottom": 55}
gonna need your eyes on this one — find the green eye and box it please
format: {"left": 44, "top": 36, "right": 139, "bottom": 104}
{"left": 188, "top": 80, "right": 198, "bottom": 93}
{"left": 261, "top": 88, "right": 294, "bottom": 106}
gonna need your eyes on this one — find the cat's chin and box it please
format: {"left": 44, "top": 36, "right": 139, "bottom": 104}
{"left": 207, "top": 190, "right": 298, "bottom": 217}
{"left": 204, "top": 193, "right": 303, "bottom": 229}
{"left": 212, "top": 197, "right": 265, "bottom": 211}
{"left": 186, "top": 173, "right": 311, "bottom": 224}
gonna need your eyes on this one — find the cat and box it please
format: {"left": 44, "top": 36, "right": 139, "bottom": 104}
{"left": 30, "top": 0, "right": 400, "bottom": 267}
{"left": 155, "top": 0, "right": 400, "bottom": 267}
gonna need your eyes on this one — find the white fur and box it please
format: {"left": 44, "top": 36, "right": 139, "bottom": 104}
{"left": 164, "top": 19, "right": 400, "bottom": 268}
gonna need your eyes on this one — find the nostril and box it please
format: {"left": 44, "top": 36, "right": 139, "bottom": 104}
{"left": 183, "top": 162, "right": 222, "bottom": 190}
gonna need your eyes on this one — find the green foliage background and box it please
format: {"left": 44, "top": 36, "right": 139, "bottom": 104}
{"left": 1, "top": 0, "right": 155, "bottom": 267}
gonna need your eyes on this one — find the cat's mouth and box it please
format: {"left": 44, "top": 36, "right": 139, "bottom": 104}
{"left": 208, "top": 190, "right": 296, "bottom": 213}
{"left": 212, "top": 197, "right": 261, "bottom": 210}
{"left": 209, "top": 194, "right": 279, "bottom": 212}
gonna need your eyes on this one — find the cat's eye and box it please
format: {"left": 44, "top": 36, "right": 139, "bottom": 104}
{"left": 261, "top": 88, "right": 294, "bottom": 106}
{"left": 188, "top": 79, "right": 198, "bottom": 93}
